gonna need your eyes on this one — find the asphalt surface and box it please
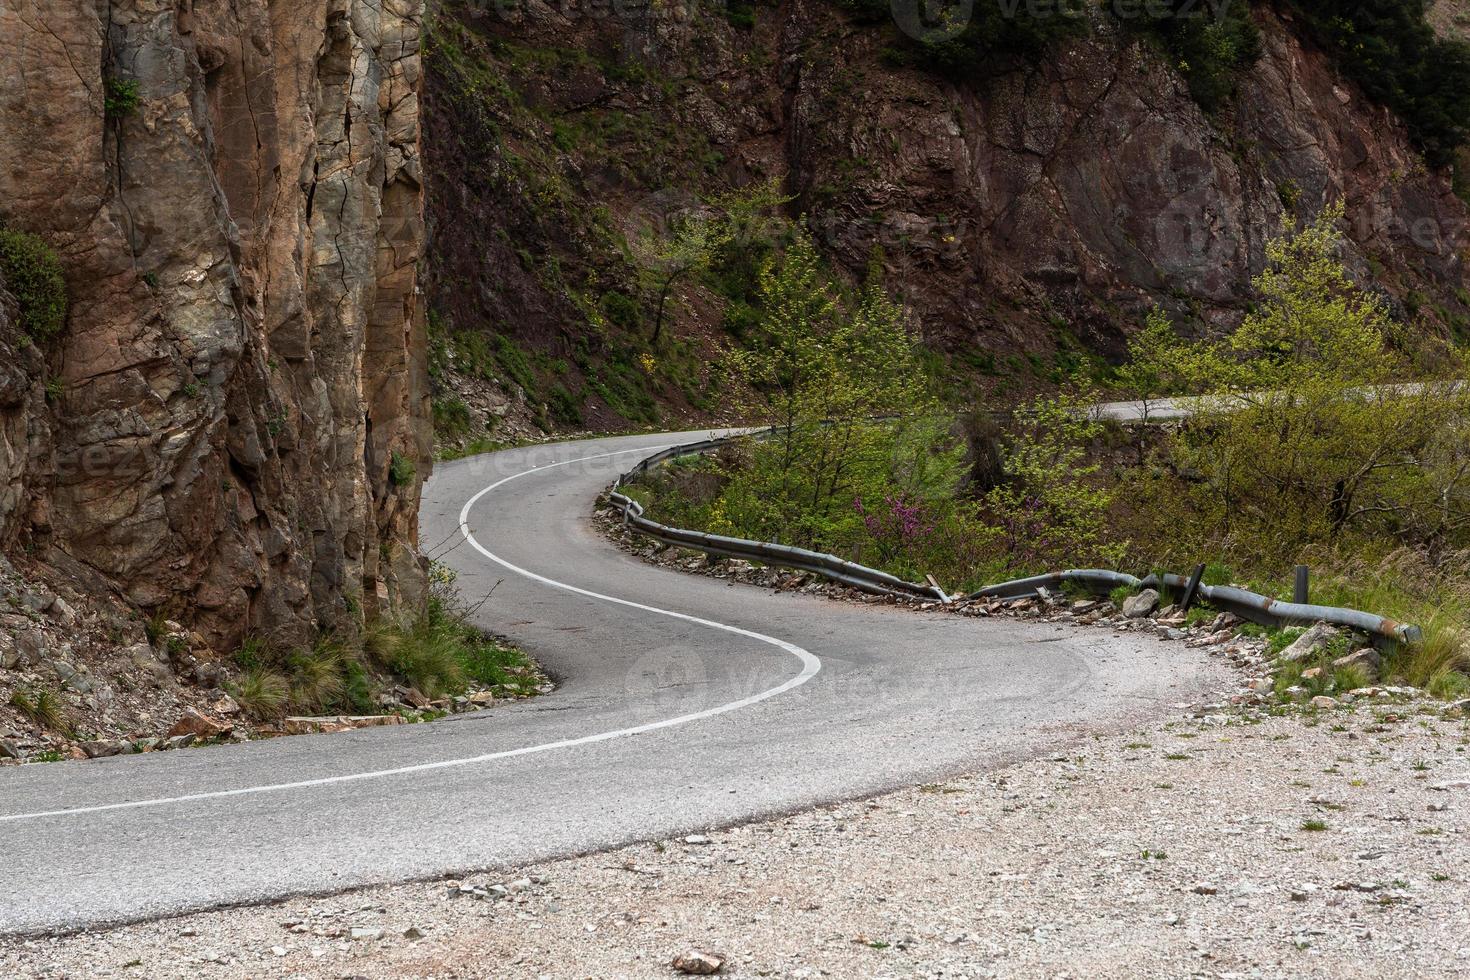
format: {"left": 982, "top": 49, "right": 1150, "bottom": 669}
{"left": 0, "top": 430, "right": 1225, "bottom": 936}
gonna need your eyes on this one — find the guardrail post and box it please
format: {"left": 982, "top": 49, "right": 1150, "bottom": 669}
{"left": 1293, "top": 565, "right": 1310, "bottom": 605}
{"left": 1181, "top": 564, "right": 1206, "bottom": 612}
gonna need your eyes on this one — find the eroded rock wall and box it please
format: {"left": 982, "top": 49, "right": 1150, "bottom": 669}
{"left": 0, "top": 0, "right": 430, "bottom": 647}
{"left": 425, "top": 1, "right": 1470, "bottom": 407}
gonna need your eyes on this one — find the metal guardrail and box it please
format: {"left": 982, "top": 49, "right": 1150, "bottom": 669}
{"left": 609, "top": 431, "right": 1424, "bottom": 648}
{"left": 967, "top": 570, "right": 1422, "bottom": 648}
{"left": 607, "top": 429, "right": 949, "bottom": 602}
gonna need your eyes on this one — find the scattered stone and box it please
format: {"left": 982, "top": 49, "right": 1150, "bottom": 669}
{"left": 79, "top": 740, "right": 126, "bottom": 759}
{"left": 167, "top": 707, "right": 232, "bottom": 740}
{"left": 672, "top": 950, "right": 724, "bottom": 975}
{"left": 1122, "top": 590, "right": 1160, "bottom": 619}
{"left": 209, "top": 694, "right": 241, "bottom": 717}
{"left": 683, "top": 835, "right": 712, "bottom": 845}
{"left": 0, "top": 739, "right": 20, "bottom": 760}
{"left": 1430, "top": 776, "right": 1470, "bottom": 791}
{"left": 1332, "top": 648, "right": 1381, "bottom": 681}
{"left": 1192, "top": 883, "right": 1219, "bottom": 895}
{"left": 1311, "top": 696, "right": 1338, "bottom": 710}
{"left": 1280, "top": 624, "right": 1341, "bottom": 663}
{"left": 349, "top": 927, "right": 382, "bottom": 941}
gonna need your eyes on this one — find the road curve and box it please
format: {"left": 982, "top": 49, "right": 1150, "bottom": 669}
{"left": 0, "top": 431, "right": 1225, "bottom": 936}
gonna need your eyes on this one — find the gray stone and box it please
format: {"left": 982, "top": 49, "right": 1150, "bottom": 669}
{"left": 1332, "top": 647, "right": 1381, "bottom": 681}
{"left": 80, "top": 740, "right": 126, "bottom": 759}
{"left": 1280, "top": 624, "right": 1341, "bottom": 663}
{"left": 18, "top": 592, "right": 54, "bottom": 614}
{"left": 0, "top": 738, "right": 20, "bottom": 759}
{"left": 14, "top": 629, "right": 46, "bottom": 666}
{"left": 1122, "top": 589, "right": 1160, "bottom": 619}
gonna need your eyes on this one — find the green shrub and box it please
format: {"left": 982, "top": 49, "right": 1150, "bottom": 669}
{"left": 232, "top": 667, "right": 290, "bottom": 719}
{"left": 389, "top": 450, "right": 417, "bottom": 487}
{"left": 104, "top": 77, "right": 142, "bottom": 118}
{"left": 432, "top": 396, "right": 475, "bottom": 439}
{"left": 0, "top": 228, "right": 68, "bottom": 340}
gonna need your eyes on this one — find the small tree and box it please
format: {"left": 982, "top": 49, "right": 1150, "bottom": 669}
{"left": 985, "top": 389, "right": 1122, "bottom": 571}
{"left": 717, "top": 231, "right": 961, "bottom": 550}
{"left": 1128, "top": 205, "right": 1470, "bottom": 565}
{"left": 636, "top": 212, "right": 728, "bottom": 347}
{"left": 1114, "top": 305, "right": 1190, "bottom": 423}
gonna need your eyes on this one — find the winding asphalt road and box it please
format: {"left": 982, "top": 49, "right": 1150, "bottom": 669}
{"left": 0, "top": 430, "right": 1224, "bottom": 936}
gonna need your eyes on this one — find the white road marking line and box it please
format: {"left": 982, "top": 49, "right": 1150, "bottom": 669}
{"left": 0, "top": 444, "right": 822, "bottom": 824}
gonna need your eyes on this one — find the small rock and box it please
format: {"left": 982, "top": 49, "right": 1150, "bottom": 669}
{"left": 1311, "top": 696, "right": 1338, "bottom": 710}
{"left": 167, "top": 707, "right": 232, "bottom": 740}
{"left": 1280, "top": 623, "right": 1341, "bottom": 663}
{"left": 1333, "top": 648, "right": 1381, "bottom": 681}
{"left": 210, "top": 694, "right": 241, "bottom": 717}
{"left": 1192, "top": 883, "right": 1219, "bottom": 895}
{"left": 0, "top": 738, "right": 20, "bottom": 760}
{"left": 672, "top": 950, "right": 724, "bottom": 975}
{"left": 1122, "top": 590, "right": 1160, "bottom": 620}
{"left": 1431, "top": 776, "right": 1470, "bottom": 791}
{"left": 349, "top": 927, "right": 382, "bottom": 941}
{"left": 79, "top": 740, "right": 126, "bottom": 759}
{"left": 683, "top": 834, "right": 712, "bottom": 845}
{"left": 403, "top": 927, "right": 424, "bottom": 940}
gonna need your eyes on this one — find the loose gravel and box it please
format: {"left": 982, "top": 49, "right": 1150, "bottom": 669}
{"left": 4, "top": 697, "right": 1468, "bottom": 979}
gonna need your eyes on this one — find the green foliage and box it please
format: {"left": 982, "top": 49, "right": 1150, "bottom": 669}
{"left": 389, "top": 450, "right": 417, "bottom": 488}
{"left": 0, "top": 228, "right": 68, "bottom": 341}
{"left": 1119, "top": 1, "right": 1262, "bottom": 111}
{"left": 432, "top": 396, "right": 475, "bottom": 440}
{"left": 1287, "top": 0, "right": 1470, "bottom": 165}
{"left": 9, "top": 686, "right": 66, "bottom": 732}
{"left": 104, "top": 77, "right": 142, "bottom": 118}
{"left": 1112, "top": 306, "right": 1190, "bottom": 419}
{"left": 985, "top": 390, "right": 1122, "bottom": 571}
{"left": 364, "top": 594, "right": 538, "bottom": 698}
{"left": 232, "top": 666, "right": 290, "bottom": 719}
{"left": 714, "top": 233, "right": 963, "bottom": 551}
{"left": 1123, "top": 206, "right": 1470, "bottom": 568}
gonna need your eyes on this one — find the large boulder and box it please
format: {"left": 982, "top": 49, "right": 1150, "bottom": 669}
{"left": 1279, "top": 624, "right": 1342, "bottom": 663}
{"left": 1122, "top": 589, "right": 1161, "bottom": 619}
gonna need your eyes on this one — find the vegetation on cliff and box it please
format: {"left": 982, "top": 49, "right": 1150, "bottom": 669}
{"left": 0, "top": 229, "right": 67, "bottom": 341}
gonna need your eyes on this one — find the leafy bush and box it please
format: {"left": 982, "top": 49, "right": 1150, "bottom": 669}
{"left": 1117, "top": 205, "right": 1470, "bottom": 569}
{"left": 389, "top": 450, "right": 417, "bottom": 487}
{"left": 0, "top": 228, "right": 68, "bottom": 341}
{"left": 104, "top": 77, "right": 141, "bottom": 118}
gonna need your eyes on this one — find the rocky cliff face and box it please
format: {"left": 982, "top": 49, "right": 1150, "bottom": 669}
{"left": 424, "top": 0, "right": 1470, "bottom": 426}
{"left": 0, "top": 0, "right": 430, "bottom": 647}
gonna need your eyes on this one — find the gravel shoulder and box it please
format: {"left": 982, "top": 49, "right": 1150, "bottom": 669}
{"left": 6, "top": 678, "right": 1468, "bottom": 979}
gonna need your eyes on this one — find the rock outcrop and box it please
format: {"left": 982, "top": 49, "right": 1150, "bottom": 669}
{"left": 0, "top": 0, "right": 430, "bottom": 646}
{"left": 424, "top": 1, "right": 1470, "bottom": 427}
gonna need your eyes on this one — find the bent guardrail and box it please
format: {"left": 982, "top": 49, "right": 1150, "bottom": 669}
{"left": 607, "top": 429, "right": 948, "bottom": 602}
{"left": 608, "top": 431, "right": 1423, "bottom": 647}
{"left": 967, "top": 570, "right": 1422, "bottom": 648}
